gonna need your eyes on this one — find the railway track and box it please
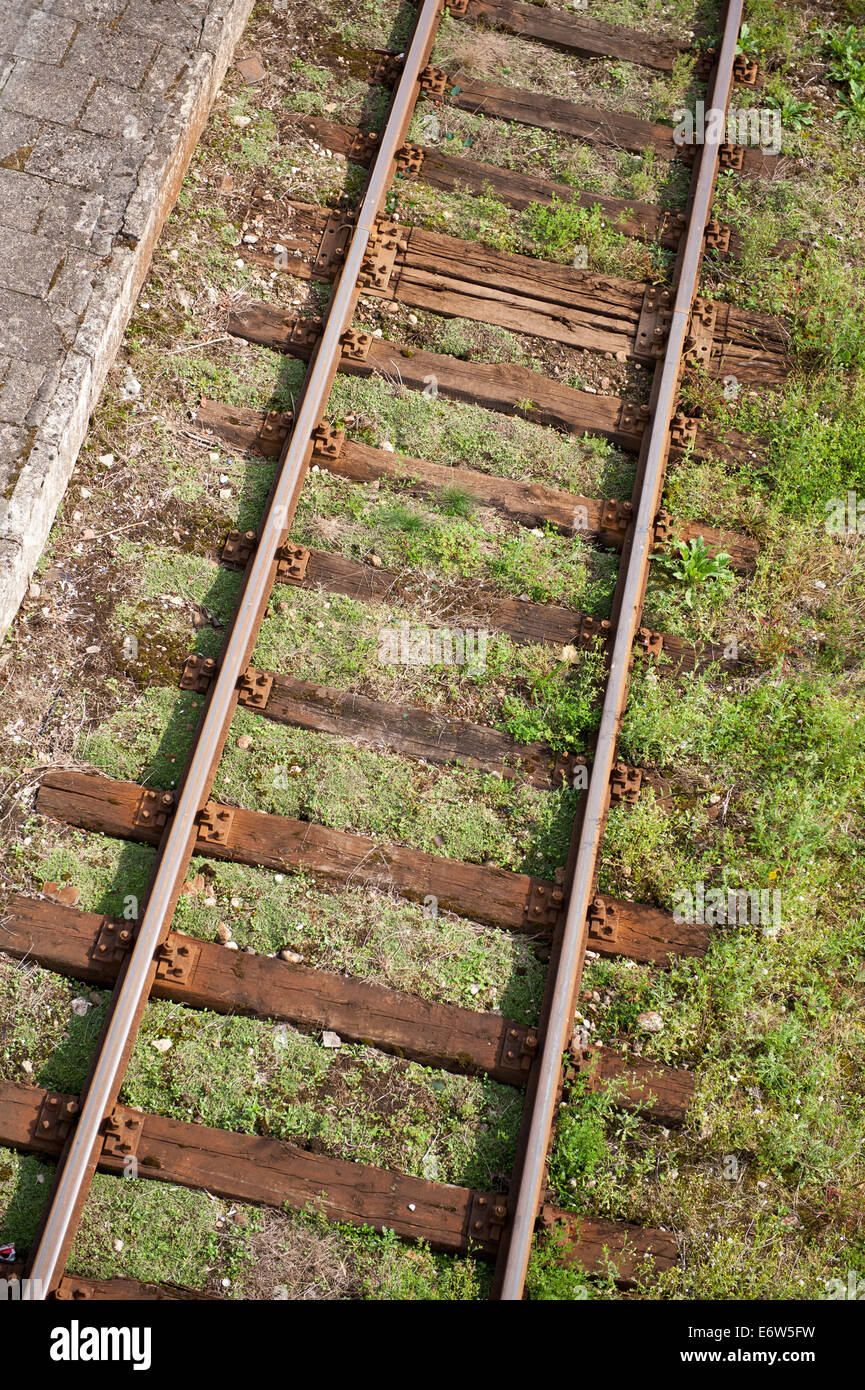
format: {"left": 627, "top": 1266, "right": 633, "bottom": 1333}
{"left": 0, "top": 0, "right": 788, "bottom": 1301}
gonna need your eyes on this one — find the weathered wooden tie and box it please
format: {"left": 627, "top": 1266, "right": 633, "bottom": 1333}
{"left": 293, "top": 116, "right": 783, "bottom": 262}
{"left": 295, "top": 115, "right": 721, "bottom": 250}
{"left": 218, "top": 531, "right": 733, "bottom": 675}
{"left": 366, "top": 52, "right": 776, "bottom": 174}
{"left": 451, "top": 0, "right": 689, "bottom": 71}
{"left": 197, "top": 398, "right": 759, "bottom": 569}
{"left": 238, "top": 198, "right": 789, "bottom": 384}
{"left": 0, "top": 1080, "right": 676, "bottom": 1279}
{"left": 0, "top": 1265, "right": 213, "bottom": 1301}
{"left": 227, "top": 303, "right": 766, "bottom": 470}
{"left": 0, "top": 896, "right": 694, "bottom": 1124}
{"left": 36, "top": 770, "right": 709, "bottom": 964}
{"left": 178, "top": 654, "right": 670, "bottom": 798}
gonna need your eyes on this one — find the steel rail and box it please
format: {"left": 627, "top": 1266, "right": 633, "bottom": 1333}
{"left": 24, "top": 0, "right": 445, "bottom": 1298}
{"left": 497, "top": 0, "right": 745, "bottom": 1300}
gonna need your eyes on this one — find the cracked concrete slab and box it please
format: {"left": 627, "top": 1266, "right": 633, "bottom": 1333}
{"left": 0, "top": 0, "right": 255, "bottom": 638}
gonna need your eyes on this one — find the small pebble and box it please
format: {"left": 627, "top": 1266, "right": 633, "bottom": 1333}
{"left": 151, "top": 1037, "right": 173, "bottom": 1053}
{"left": 637, "top": 1011, "right": 664, "bottom": 1033}
{"left": 236, "top": 734, "right": 253, "bottom": 750}
{"left": 322, "top": 1030, "right": 342, "bottom": 1048}
{"left": 121, "top": 367, "right": 141, "bottom": 399}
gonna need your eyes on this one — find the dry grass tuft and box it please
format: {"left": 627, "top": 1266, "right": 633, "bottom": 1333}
{"left": 447, "top": 32, "right": 514, "bottom": 78}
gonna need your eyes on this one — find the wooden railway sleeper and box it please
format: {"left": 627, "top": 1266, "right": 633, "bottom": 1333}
{"left": 180, "top": 659, "right": 648, "bottom": 806}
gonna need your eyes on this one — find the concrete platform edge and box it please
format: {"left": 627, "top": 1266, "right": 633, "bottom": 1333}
{"left": 0, "top": 0, "right": 255, "bottom": 641}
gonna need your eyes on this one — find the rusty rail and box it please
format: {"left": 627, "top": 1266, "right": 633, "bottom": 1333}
{"left": 494, "top": 0, "right": 746, "bottom": 1300}
{"left": 23, "top": 0, "right": 445, "bottom": 1299}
